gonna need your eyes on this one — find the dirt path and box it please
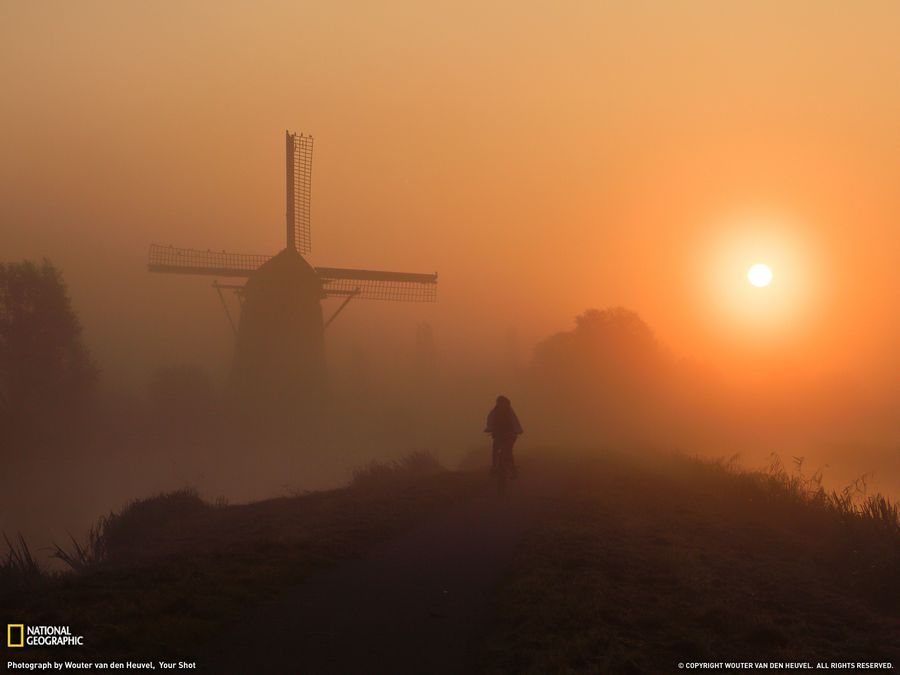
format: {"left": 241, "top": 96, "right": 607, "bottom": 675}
{"left": 204, "top": 485, "right": 537, "bottom": 674}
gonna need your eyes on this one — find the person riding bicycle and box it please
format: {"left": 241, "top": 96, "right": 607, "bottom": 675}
{"left": 484, "top": 395, "right": 523, "bottom": 477}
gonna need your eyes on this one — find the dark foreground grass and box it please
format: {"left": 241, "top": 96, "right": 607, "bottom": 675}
{"left": 6, "top": 447, "right": 898, "bottom": 671}
{"left": 481, "top": 448, "right": 900, "bottom": 674}
{"left": 2, "top": 454, "right": 478, "bottom": 662}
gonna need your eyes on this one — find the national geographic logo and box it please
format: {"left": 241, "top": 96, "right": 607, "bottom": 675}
{"left": 7, "top": 624, "right": 24, "bottom": 647}
{"left": 6, "top": 624, "right": 84, "bottom": 647}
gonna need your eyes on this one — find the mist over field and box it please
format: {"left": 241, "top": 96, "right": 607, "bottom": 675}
{"left": 1, "top": 296, "right": 896, "bottom": 560}
{"left": 2, "top": 1, "right": 899, "bottom": 559}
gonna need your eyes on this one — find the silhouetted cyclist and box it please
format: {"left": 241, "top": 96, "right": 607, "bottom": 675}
{"left": 484, "top": 395, "right": 523, "bottom": 478}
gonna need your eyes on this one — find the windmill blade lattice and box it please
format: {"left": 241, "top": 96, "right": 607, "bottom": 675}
{"left": 148, "top": 244, "right": 271, "bottom": 277}
{"left": 286, "top": 131, "right": 313, "bottom": 255}
{"left": 317, "top": 266, "right": 437, "bottom": 302}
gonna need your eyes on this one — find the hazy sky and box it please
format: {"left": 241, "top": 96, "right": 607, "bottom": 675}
{"left": 2, "top": 0, "right": 899, "bottom": 392}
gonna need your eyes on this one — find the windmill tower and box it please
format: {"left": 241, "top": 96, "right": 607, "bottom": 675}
{"left": 148, "top": 131, "right": 437, "bottom": 411}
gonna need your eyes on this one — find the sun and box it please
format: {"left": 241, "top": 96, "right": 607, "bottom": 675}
{"left": 701, "top": 218, "right": 821, "bottom": 341}
{"left": 747, "top": 263, "right": 773, "bottom": 287}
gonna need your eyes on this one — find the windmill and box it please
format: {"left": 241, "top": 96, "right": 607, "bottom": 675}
{"left": 148, "top": 131, "right": 437, "bottom": 409}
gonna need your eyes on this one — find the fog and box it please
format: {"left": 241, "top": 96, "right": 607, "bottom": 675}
{"left": 2, "top": 1, "right": 898, "bottom": 553}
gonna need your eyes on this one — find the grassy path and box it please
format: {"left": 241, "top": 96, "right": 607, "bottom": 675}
{"left": 6, "top": 449, "right": 897, "bottom": 673}
{"left": 482, "top": 450, "right": 900, "bottom": 673}
{"left": 203, "top": 489, "right": 535, "bottom": 673}
{"left": 2, "top": 468, "right": 483, "bottom": 665}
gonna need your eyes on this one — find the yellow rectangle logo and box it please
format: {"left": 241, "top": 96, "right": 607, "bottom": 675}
{"left": 7, "top": 623, "right": 25, "bottom": 647}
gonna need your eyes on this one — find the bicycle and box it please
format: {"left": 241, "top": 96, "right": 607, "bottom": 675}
{"left": 492, "top": 444, "right": 517, "bottom": 496}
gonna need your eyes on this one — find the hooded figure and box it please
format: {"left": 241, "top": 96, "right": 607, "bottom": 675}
{"left": 484, "top": 395, "right": 523, "bottom": 475}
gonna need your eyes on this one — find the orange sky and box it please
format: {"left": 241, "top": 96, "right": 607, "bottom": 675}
{"left": 2, "top": 0, "right": 898, "bottom": 394}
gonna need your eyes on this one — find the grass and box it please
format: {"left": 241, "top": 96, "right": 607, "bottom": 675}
{"left": 481, "top": 447, "right": 900, "bottom": 674}
{"left": 350, "top": 449, "right": 444, "bottom": 488}
{"left": 681, "top": 452, "right": 900, "bottom": 603}
{"left": 1, "top": 531, "right": 42, "bottom": 589}
{"left": 5, "top": 446, "right": 898, "bottom": 670}
{"left": 46, "top": 489, "right": 211, "bottom": 571}
{"left": 2, "top": 451, "right": 480, "bottom": 661}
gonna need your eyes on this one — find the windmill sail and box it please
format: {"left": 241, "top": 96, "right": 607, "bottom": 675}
{"left": 286, "top": 131, "right": 313, "bottom": 255}
{"left": 148, "top": 244, "right": 271, "bottom": 277}
{"left": 316, "top": 266, "right": 438, "bottom": 302}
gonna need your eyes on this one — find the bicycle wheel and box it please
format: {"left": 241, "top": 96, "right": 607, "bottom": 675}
{"left": 495, "top": 448, "right": 510, "bottom": 496}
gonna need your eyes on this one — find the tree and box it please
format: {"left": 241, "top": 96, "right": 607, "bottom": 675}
{"left": 532, "top": 307, "right": 662, "bottom": 383}
{"left": 529, "top": 307, "right": 668, "bottom": 443}
{"left": 0, "top": 259, "right": 98, "bottom": 441}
